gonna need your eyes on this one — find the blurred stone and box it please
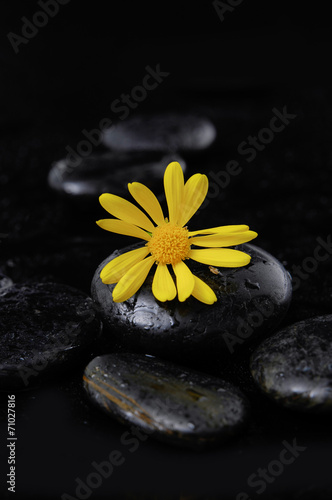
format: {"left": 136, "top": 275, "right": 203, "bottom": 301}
{"left": 102, "top": 114, "right": 216, "bottom": 152}
{"left": 48, "top": 151, "right": 186, "bottom": 202}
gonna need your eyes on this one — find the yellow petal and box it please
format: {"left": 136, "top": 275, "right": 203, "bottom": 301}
{"left": 100, "top": 246, "right": 149, "bottom": 284}
{"left": 152, "top": 264, "right": 177, "bottom": 302}
{"left": 190, "top": 230, "right": 258, "bottom": 247}
{"left": 128, "top": 182, "right": 165, "bottom": 226}
{"left": 163, "top": 161, "right": 184, "bottom": 224}
{"left": 191, "top": 275, "right": 217, "bottom": 305}
{"left": 177, "top": 174, "right": 208, "bottom": 227}
{"left": 96, "top": 219, "right": 151, "bottom": 241}
{"left": 172, "top": 260, "right": 195, "bottom": 302}
{"left": 189, "top": 248, "right": 251, "bottom": 267}
{"left": 99, "top": 193, "right": 155, "bottom": 232}
{"left": 112, "top": 256, "right": 155, "bottom": 302}
{"left": 188, "top": 225, "right": 249, "bottom": 237}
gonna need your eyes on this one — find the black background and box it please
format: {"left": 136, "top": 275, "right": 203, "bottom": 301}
{"left": 1, "top": 1, "right": 332, "bottom": 499}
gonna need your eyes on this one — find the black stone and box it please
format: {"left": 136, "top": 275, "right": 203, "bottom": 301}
{"left": 83, "top": 353, "right": 249, "bottom": 449}
{"left": 0, "top": 283, "right": 102, "bottom": 388}
{"left": 250, "top": 315, "right": 332, "bottom": 412}
{"left": 91, "top": 243, "right": 292, "bottom": 362}
{"left": 48, "top": 151, "right": 186, "bottom": 202}
{"left": 102, "top": 113, "right": 217, "bottom": 152}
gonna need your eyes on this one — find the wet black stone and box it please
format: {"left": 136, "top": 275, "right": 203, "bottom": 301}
{"left": 83, "top": 353, "right": 249, "bottom": 449}
{"left": 91, "top": 243, "right": 292, "bottom": 362}
{"left": 250, "top": 315, "right": 332, "bottom": 412}
{"left": 48, "top": 151, "right": 186, "bottom": 202}
{"left": 0, "top": 283, "right": 102, "bottom": 388}
{"left": 102, "top": 113, "right": 217, "bottom": 152}
{"left": 0, "top": 271, "right": 13, "bottom": 291}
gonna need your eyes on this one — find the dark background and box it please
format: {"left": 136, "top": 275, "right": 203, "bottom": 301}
{"left": 1, "top": 1, "right": 332, "bottom": 499}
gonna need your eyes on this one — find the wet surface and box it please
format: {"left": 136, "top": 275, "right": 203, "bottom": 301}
{"left": 0, "top": 283, "right": 102, "bottom": 388}
{"left": 1, "top": 16, "right": 332, "bottom": 494}
{"left": 92, "top": 243, "right": 292, "bottom": 362}
{"left": 250, "top": 315, "right": 332, "bottom": 412}
{"left": 84, "top": 353, "right": 249, "bottom": 449}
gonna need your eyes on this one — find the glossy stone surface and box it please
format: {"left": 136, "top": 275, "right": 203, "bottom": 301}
{"left": 250, "top": 315, "right": 332, "bottom": 412}
{"left": 0, "top": 283, "right": 102, "bottom": 388}
{"left": 83, "top": 353, "right": 249, "bottom": 449}
{"left": 2, "top": 65, "right": 332, "bottom": 495}
{"left": 102, "top": 113, "right": 217, "bottom": 152}
{"left": 91, "top": 243, "right": 292, "bottom": 361}
{"left": 48, "top": 151, "right": 186, "bottom": 201}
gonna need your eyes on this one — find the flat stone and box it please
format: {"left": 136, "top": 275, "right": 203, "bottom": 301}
{"left": 102, "top": 113, "right": 216, "bottom": 152}
{"left": 48, "top": 152, "right": 185, "bottom": 201}
{"left": 83, "top": 353, "right": 249, "bottom": 449}
{"left": 91, "top": 243, "right": 292, "bottom": 362}
{"left": 250, "top": 315, "right": 332, "bottom": 412}
{"left": 0, "top": 283, "right": 102, "bottom": 388}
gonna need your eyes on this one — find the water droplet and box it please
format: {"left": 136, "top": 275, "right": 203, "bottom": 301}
{"left": 245, "top": 279, "right": 260, "bottom": 290}
{"left": 301, "top": 366, "right": 312, "bottom": 373}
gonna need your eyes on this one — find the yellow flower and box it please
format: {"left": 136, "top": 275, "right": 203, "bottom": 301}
{"left": 97, "top": 161, "right": 257, "bottom": 304}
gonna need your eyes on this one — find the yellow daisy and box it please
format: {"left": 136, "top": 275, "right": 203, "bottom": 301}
{"left": 97, "top": 161, "right": 257, "bottom": 305}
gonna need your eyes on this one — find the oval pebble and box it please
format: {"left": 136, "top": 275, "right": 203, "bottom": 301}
{"left": 83, "top": 353, "right": 249, "bottom": 449}
{"left": 0, "top": 283, "right": 102, "bottom": 388}
{"left": 91, "top": 243, "right": 292, "bottom": 362}
{"left": 250, "top": 315, "right": 332, "bottom": 412}
{"left": 48, "top": 152, "right": 186, "bottom": 201}
{"left": 102, "top": 113, "right": 216, "bottom": 152}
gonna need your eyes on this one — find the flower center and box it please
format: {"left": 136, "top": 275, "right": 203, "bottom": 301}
{"left": 147, "top": 222, "right": 191, "bottom": 265}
